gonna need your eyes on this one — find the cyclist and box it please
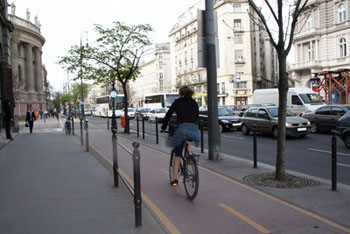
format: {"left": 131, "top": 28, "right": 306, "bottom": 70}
{"left": 161, "top": 86, "right": 200, "bottom": 186}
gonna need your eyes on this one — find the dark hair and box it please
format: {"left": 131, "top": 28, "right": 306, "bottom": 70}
{"left": 179, "top": 86, "right": 194, "bottom": 98}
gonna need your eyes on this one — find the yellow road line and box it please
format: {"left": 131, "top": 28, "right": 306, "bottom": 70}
{"left": 90, "top": 144, "right": 181, "bottom": 234}
{"left": 219, "top": 203, "right": 270, "bottom": 233}
{"left": 200, "top": 166, "right": 350, "bottom": 233}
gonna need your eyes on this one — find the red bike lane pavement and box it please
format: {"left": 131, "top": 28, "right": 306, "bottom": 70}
{"left": 87, "top": 129, "right": 347, "bottom": 234}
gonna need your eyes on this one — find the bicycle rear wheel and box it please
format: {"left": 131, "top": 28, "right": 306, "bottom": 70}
{"left": 184, "top": 157, "right": 199, "bottom": 200}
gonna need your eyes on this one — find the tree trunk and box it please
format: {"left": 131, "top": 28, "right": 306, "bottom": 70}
{"left": 275, "top": 54, "right": 288, "bottom": 181}
{"left": 122, "top": 82, "right": 129, "bottom": 134}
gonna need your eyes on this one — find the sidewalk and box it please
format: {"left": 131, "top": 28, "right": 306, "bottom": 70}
{"left": 83, "top": 121, "right": 350, "bottom": 234}
{"left": 0, "top": 118, "right": 164, "bottom": 234}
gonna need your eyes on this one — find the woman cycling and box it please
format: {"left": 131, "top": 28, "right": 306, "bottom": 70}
{"left": 161, "top": 86, "right": 200, "bottom": 186}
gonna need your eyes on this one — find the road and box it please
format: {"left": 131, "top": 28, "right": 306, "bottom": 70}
{"left": 87, "top": 116, "right": 350, "bottom": 185}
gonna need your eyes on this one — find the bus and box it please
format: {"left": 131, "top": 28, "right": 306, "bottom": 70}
{"left": 144, "top": 93, "right": 179, "bottom": 109}
{"left": 95, "top": 94, "right": 125, "bottom": 117}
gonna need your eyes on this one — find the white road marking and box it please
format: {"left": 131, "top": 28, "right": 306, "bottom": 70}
{"left": 308, "top": 148, "right": 350, "bottom": 157}
{"left": 221, "top": 135, "right": 245, "bottom": 140}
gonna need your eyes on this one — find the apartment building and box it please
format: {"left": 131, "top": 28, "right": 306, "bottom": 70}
{"left": 129, "top": 43, "right": 171, "bottom": 107}
{"left": 169, "top": 0, "right": 277, "bottom": 106}
{"left": 291, "top": 0, "right": 350, "bottom": 86}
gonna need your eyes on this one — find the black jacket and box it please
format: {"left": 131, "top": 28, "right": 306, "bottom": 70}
{"left": 26, "top": 111, "right": 36, "bottom": 122}
{"left": 161, "top": 97, "right": 199, "bottom": 130}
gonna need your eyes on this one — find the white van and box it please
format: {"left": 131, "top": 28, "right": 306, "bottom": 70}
{"left": 253, "top": 87, "right": 325, "bottom": 115}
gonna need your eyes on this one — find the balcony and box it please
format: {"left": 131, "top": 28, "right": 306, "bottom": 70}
{"left": 290, "top": 60, "right": 322, "bottom": 71}
{"left": 293, "top": 28, "right": 321, "bottom": 42}
{"left": 235, "top": 57, "right": 245, "bottom": 64}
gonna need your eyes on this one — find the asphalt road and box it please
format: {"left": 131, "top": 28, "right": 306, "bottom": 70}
{"left": 87, "top": 116, "right": 350, "bottom": 185}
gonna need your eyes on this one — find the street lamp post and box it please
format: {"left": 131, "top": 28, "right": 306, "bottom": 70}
{"left": 79, "top": 32, "right": 88, "bottom": 145}
{"left": 110, "top": 80, "right": 119, "bottom": 187}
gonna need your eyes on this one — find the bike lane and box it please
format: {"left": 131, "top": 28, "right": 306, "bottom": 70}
{"left": 87, "top": 128, "right": 348, "bottom": 234}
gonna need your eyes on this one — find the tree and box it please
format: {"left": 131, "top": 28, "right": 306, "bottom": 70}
{"left": 58, "top": 21, "right": 153, "bottom": 133}
{"left": 70, "top": 82, "right": 88, "bottom": 116}
{"left": 247, "top": 0, "right": 309, "bottom": 181}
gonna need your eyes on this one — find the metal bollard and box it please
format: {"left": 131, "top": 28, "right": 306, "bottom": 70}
{"left": 253, "top": 125, "right": 257, "bottom": 168}
{"left": 132, "top": 142, "right": 142, "bottom": 227}
{"left": 142, "top": 117, "right": 145, "bottom": 140}
{"left": 85, "top": 119, "right": 89, "bottom": 152}
{"left": 156, "top": 117, "right": 159, "bottom": 144}
{"left": 80, "top": 118, "right": 83, "bottom": 145}
{"left": 107, "top": 117, "right": 110, "bottom": 130}
{"left": 136, "top": 116, "right": 139, "bottom": 138}
{"left": 112, "top": 133, "right": 119, "bottom": 187}
{"left": 331, "top": 134, "right": 337, "bottom": 191}
{"left": 200, "top": 121, "right": 204, "bottom": 153}
{"left": 71, "top": 116, "right": 75, "bottom": 135}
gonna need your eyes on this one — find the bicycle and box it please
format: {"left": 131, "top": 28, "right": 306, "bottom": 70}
{"left": 169, "top": 139, "right": 199, "bottom": 200}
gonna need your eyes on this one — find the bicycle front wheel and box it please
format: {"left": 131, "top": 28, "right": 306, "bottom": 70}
{"left": 169, "top": 150, "right": 175, "bottom": 183}
{"left": 184, "top": 158, "right": 199, "bottom": 200}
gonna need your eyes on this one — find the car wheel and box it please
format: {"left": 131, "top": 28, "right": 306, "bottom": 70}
{"left": 241, "top": 124, "right": 250, "bottom": 135}
{"left": 310, "top": 122, "right": 318, "bottom": 133}
{"left": 272, "top": 126, "right": 278, "bottom": 139}
{"left": 344, "top": 134, "right": 350, "bottom": 149}
{"left": 219, "top": 124, "right": 224, "bottom": 133}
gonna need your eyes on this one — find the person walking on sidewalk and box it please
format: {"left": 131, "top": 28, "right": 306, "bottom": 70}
{"left": 26, "top": 105, "right": 36, "bottom": 134}
{"left": 3, "top": 99, "right": 13, "bottom": 140}
{"left": 161, "top": 86, "right": 200, "bottom": 186}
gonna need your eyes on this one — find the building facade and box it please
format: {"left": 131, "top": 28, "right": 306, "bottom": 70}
{"left": 0, "top": 0, "right": 13, "bottom": 132}
{"left": 9, "top": 5, "right": 46, "bottom": 117}
{"left": 169, "top": 0, "right": 277, "bottom": 106}
{"left": 129, "top": 43, "right": 172, "bottom": 107}
{"left": 290, "top": 0, "right": 350, "bottom": 87}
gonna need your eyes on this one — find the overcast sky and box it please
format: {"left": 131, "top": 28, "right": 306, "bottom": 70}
{"left": 12, "top": 0, "right": 200, "bottom": 91}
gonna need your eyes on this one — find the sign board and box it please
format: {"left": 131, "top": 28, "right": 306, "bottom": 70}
{"left": 110, "top": 90, "right": 118, "bottom": 98}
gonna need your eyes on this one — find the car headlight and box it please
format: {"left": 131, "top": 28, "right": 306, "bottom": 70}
{"left": 307, "top": 121, "right": 311, "bottom": 125}
{"left": 286, "top": 122, "right": 292, "bottom": 127}
{"left": 221, "top": 120, "right": 230, "bottom": 123}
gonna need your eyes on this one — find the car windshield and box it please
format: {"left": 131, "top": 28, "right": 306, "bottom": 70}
{"left": 299, "top": 93, "right": 323, "bottom": 104}
{"left": 267, "top": 107, "right": 295, "bottom": 117}
{"left": 156, "top": 109, "right": 167, "bottom": 113}
{"left": 128, "top": 108, "right": 135, "bottom": 112}
{"left": 344, "top": 106, "right": 350, "bottom": 111}
{"left": 218, "top": 108, "right": 231, "bottom": 116}
{"left": 140, "top": 108, "right": 150, "bottom": 113}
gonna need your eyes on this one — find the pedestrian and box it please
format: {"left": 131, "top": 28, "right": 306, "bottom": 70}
{"left": 3, "top": 99, "right": 13, "bottom": 140}
{"left": 39, "top": 109, "right": 43, "bottom": 119}
{"left": 26, "top": 105, "right": 36, "bottom": 134}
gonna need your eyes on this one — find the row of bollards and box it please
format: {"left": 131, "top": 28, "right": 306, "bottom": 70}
{"left": 112, "top": 121, "right": 142, "bottom": 227}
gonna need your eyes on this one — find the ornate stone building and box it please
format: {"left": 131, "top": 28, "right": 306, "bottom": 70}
{"left": 9, "top": 4, "right": 46, "bottom": 117}
{"left": 0, "top": 0, "right": 13, "bottom": 131}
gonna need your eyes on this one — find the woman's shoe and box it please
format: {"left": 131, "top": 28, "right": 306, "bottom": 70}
{"left": 171, "top": 179, "right": 178, "bottom": 186}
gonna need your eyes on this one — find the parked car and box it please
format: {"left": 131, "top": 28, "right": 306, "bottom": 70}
{"left": 240, "top": 106, "right": 311, "bottom": 138}
{"left": 199, "top": 107, "right": 242, "bottom": 132}
{"left": 127, "top": 108, "right": 136, "bottom": 118}
{"left": 135, "top": 108, "right": 151, "bottom": 120}
{"left": 238, "top": 104, "right": 262, "bottom": 117}
{"left": 336, "top": 111, "right": 350, "bottom": 148}
{"left": 302, "top": 105, "right": 350, "bottom": 133}
{"left": 84, "top": 110, "right": 93, "bottom": 116}
{"left": 148, "top": 108, "right": 167, "bottom": 122}
{"left": 231, "top": 105, "right": 244, "bottom": 116}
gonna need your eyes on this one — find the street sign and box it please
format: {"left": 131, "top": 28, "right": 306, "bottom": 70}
{"left": 110, "top": 90, "right": 118, "bottom": 98}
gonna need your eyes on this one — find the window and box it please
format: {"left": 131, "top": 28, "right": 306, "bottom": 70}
{"left": 217, "top": 83, "right": 220, "bottom": 93}
{"left": 235, "top": 81, "right": 247, "bottom": 89}
{"left": 233, "top": 4, "right": 241, "bottom": 12}
{"left": 234, "top": 35, "right": 243, "bottom": 44}
{"left": 292, "top": 95, "right": 303, "bottom": 105}
{"left": 307, "top": 43, "right": 312, "bottom": 61}
{"left": 18, "top": 65, "right": 22, "bottom": 82}
{"left": 258, "top": 109, "right": 269, "bottom": 119}
{"left": 246, "top": 108, "right": 258, "bottom": 117}
{"left": 306, "top": 14, "right": 313, "bottom": 30}
{"left": 221, "top": 82, "right": 225, "bottom": 94}
{"left": 337, "top": 3, "right": 346, "bottom": 23}
{"left": 234, "top": 19, "right": 242, "bottom": 29}
{"left": 316, "top": 106, "right": 331, "bottom": 115}
{"left": 331, "top": 106, "right": 346, "bottom": 116}
{"left": 235, "top": 50, "right": 243, "bottom": 60}
{"left": 339, "top": 37, "right": 347, "bottom": 57}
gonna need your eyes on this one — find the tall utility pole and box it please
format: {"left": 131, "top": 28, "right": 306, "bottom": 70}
{"left": 79, "top": 32, "right": 88, "bottom": 145}
{"left": 205, "top": 0, "right": 221, "bottom": 160}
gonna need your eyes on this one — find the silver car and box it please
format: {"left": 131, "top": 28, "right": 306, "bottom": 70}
{"left": 241, "top": 106, "right": 311, "bottom": 138}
